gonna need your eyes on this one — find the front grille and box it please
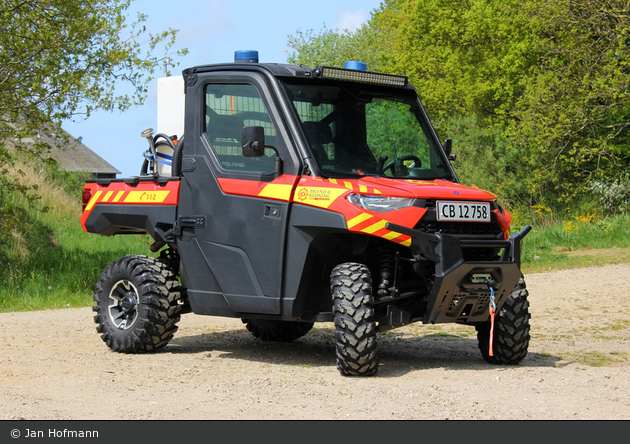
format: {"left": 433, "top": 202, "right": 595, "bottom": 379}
{"left": 414, "top": 200, "right": 504, "bottom": 261}
{"left": 414, "top": 220, "right": 502, "bottom": 237}
{"left": 414, "top": 199, "right": 503, "bottom": 238}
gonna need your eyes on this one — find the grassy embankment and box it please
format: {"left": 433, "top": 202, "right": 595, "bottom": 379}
{"left": 1, "top": 160, "right": 152, "bottom": 312}
{"left": 520, "top": 211, "right": 630, "bottom": 273}
{"left": 1, "top": 160, "right": 629, "bottom": 313}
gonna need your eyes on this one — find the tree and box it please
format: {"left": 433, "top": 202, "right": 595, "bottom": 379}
{"left": 287, "top": 1, "right": 540, "bottom": 208}
{"left": 288, "top": 1, "right": 630, "bottom": 212}
{"left": 509, "top": 0, "right": 630, "bottom": 203}
{"left": 371, "top": 0, "right": 541, "bottom": 122}
{"left": 372, "top": 0, "right": 630, "bottom": 209}
{"left": 1, "top": 0, "right": 185, "bottom": 150}
{"left": 0, "top": 0, "right": 186, "bottom": 242}
{"left": 287, "top": 18, "right": 391, "bottom": 71}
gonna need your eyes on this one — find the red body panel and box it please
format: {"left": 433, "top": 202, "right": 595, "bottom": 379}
{"left": 81, "top": 174, "right": 508, "bottom": 243}
{"left": 81, "top": 180, "right": 181, "bottom": 232}
{"left": 214, "top": 175, "right": 503, "bottom": 246}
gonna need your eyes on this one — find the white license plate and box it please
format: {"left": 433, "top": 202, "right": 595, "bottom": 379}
{"left": 436, "top": 201, "right": 491, "bottom": 222}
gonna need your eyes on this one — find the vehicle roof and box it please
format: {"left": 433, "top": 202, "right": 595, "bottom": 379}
{"left": 182, "top": 62, "right": 415, "bottom": 90}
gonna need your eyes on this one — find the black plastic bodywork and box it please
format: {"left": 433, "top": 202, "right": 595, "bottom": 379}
{"left": 386, "top": 222, "right": 531, "bottom": 326}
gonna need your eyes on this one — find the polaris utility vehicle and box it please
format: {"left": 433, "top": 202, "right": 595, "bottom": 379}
{"left": 81, "top": 51, "right": 531, "bottom": 376}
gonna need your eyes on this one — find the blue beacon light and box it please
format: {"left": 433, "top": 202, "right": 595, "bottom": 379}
{"left": 234, "top": 50, "right": 259, "bottom": 63}
{"left": 343, "top": 61, "right": 368, "bottom": 71}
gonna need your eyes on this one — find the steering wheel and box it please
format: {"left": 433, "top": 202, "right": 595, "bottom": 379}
{"left": 382, "top": 155, "right": 422, "bottom": 176}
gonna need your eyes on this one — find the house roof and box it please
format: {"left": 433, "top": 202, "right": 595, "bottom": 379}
{"left": 7, "top": 128, "right": 121, "bottom": 175}
{"left": 46, "top": 129, "right": 121, "bottom": 175}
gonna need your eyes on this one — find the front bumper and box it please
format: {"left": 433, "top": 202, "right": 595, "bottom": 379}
{"left": 386, "top": 223, "right": 532, "bottom": 324}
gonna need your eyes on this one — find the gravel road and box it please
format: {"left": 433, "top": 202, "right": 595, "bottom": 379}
{"left": 1, "top": 264, "right": 629, "bottom": 420}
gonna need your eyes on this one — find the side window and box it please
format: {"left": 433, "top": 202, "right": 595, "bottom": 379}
{"left": 205, "top": 83, "right": 277, "bottom": 172}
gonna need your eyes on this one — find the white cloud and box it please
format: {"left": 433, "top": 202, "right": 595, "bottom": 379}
{"left": 335, "top": 10, "right": 369, "bottom": 32}
{"left": 178, "top": 1, "right": 235, "bottom": 46}
{"left": 173, "top": 1, "right": 237, "bottom": 63}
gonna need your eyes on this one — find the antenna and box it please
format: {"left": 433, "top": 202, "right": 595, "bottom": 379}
{"left": 163, "top": 58, "right": 171, "bottom": 77}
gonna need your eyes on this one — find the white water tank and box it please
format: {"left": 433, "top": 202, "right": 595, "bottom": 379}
{"left": 156, "top": 75, "right": 185, "bottom": 176}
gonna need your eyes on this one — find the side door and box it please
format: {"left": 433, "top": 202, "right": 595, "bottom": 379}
{"left": 176, "top": 71, "right": 301, "bottom": 316}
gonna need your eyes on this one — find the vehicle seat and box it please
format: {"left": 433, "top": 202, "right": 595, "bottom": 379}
{"left": 302, "top": 121, "right": 333, "bottom": 160}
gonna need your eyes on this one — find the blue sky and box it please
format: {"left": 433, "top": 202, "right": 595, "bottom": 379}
{"left": 62, "top": 0, "right": 385, "bottom": 177}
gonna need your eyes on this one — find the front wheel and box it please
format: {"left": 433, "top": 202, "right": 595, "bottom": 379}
{"left": 331, "top": 262, "right": 378, "bottom": 376}
{"left": 92, "top": 255, "right": 183, "bottom": 353}
{"left": 476, "top": 276, "right": 530, "bottom": 364}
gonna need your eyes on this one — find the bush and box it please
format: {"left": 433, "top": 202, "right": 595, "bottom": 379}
{"left": 436, "top": 115, "right": 529, "bottom": 211}
{"left": 588, "top": 174, "right": 630, "bottom": 215}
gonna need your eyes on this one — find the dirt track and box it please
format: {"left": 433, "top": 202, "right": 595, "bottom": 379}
{"left": 1, "top": 264, "right": 629, "bottom": 420}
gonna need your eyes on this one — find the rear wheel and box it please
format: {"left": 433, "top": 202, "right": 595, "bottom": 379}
{"left": 331, "top": 262, "right": 378, "bottom": 376}
{"left": 476, "top": 277, "right": 530, "bottom": 364}
{"left": 243, "top": 319, "right": 314, "bottom": 342}
{"left": 92, "top": 255, "right": 183, "bottom": 353}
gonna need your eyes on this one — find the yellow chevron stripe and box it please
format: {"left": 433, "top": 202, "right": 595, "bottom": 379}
{"left": 361, "top": 219, "right": 388, "bottom": 234}
{"left": 85, "top": 190, "right": 102, "bottom": 211}
{"left": 382, "top": 231, "right": 402, "bottom": 241}
{"left": 101, "top": 191, "right": 114, "bottom": 202}
{"left": 258, "top": 184, "right": 293, "bottom": 201}
{"left": 347, "top": 213, "right": 372, "bottom": 229}
{"left": 113, "top": 191, "right": 125, "bottom": 202}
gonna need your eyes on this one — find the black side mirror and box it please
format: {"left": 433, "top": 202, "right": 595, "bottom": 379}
{"left": 242, "top": 125, "right": 284, "bottom": 177}
{"left": 443, "top": 138, "right": 452, "bottom": 156}
{"left": 242, "top": 126, "right": 266, "bottom": 157}
{"left": 443, "top": 138, "right": 456, "bottom": 161}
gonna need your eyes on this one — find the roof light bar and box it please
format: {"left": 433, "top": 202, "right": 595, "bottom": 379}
{"left": 319, "top": 66, "right": 407, "bottom": 87}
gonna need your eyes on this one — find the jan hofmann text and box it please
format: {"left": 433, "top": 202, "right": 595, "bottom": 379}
{"left": 13, "top": 428, "right": 99, "bottom": 438}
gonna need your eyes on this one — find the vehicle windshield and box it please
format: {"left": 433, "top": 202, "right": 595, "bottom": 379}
{"left": 283, "top": 81, "right": 454, "bottom": 180}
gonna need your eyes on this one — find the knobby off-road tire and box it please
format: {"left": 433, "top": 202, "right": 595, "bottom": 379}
{"left": 243, "top": 319, "right": 314, "bottom": 342}
{"left": 331, "top": 262, "right": 378, "bottom": 376}
{"left": 93, "top": 255, "right": 183, "bottom": 353}
{"left": 476, "top": 276, "right": 530, "bottom": 365}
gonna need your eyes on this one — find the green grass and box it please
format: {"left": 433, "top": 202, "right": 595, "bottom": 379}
{"left": 518, "top": 213, "right": 630, "bottom": 273}
{"left": 0, "top": 161, "right": 155, "bottom": 312}
{"left": 1, "top": 218, "right": 153, "bottom": 312}
{"left": 561, "top": 351, "right": 628, "bottom": 367}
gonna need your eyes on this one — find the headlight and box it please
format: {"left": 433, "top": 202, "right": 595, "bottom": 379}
{"left": 346, "top": 194, "right": 414, "bottom": 213}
